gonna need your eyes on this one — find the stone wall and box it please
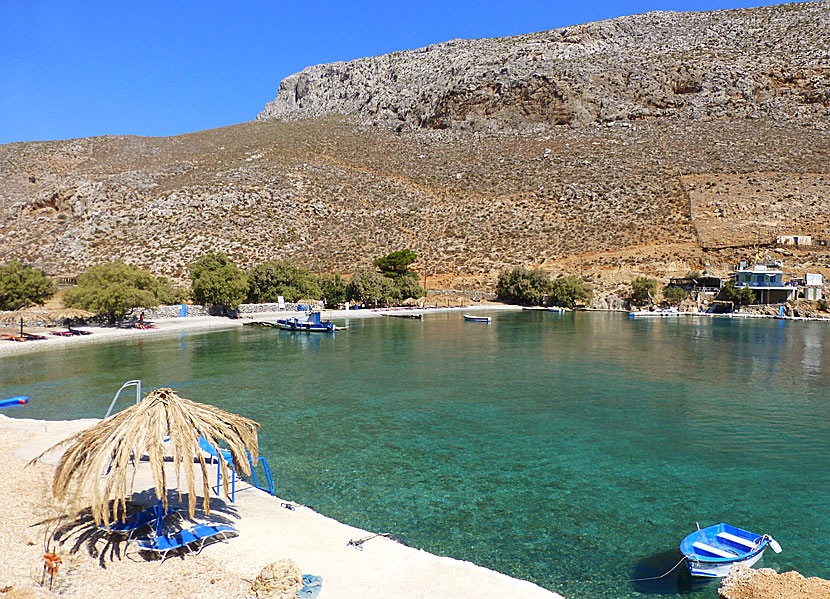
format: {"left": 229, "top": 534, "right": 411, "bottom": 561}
{"left": 124, "top": 302, "right": 308, "bottom": 321}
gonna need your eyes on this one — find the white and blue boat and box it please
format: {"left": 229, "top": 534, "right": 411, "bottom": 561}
{"left": 680, "top": 523, "right": 781, "bottom": 578}
{"left": 463, "top": 314, "right": 491, "bottom": 323}
{"left": 275, "top": 311, "right": 337, "bottom": 333}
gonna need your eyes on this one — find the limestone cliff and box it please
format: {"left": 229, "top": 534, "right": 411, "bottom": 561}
{"left": 258, "top": 2, "right": 829, "bottom": 131}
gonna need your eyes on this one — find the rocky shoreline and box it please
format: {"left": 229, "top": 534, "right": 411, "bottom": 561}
{"left": 719, "top": 563, "right": 830, "bottom": 599}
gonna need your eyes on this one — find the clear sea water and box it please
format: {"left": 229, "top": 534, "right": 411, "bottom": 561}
{"left": 1, "top": 311, "right": 828, "bottom": 599}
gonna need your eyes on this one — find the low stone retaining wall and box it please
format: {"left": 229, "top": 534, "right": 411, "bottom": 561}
{"left": 124, "top": 302, "right": 308, "bottom": 321}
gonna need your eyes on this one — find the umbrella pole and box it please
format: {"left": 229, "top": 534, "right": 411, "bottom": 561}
{"left": 20, "top": 317, "right": 23, "bottom": 337}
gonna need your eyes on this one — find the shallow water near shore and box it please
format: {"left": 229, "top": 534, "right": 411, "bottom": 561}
{"left": 2, "top": 311, "right": 828, "bottom": 599}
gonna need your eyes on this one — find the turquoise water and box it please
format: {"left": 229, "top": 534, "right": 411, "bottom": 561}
{"left": 1, "top": 311, "right": 828, "bottom": 598}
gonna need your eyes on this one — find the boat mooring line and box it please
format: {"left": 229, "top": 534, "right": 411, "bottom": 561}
{"left": 571, "top": 556, "right": 689, "bottom": 584}
{"left": 627, "top": 556, "right": 688, "bottom": 582}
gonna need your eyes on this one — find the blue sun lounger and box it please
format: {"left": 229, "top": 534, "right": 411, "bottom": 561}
{"left": 101, "top": 501, "right": 178, "bottom": 539}
{"left": 131, "top": 523, "right": 238, "bottom": 560}
{"left": 197, "top": 437, "right": 275, "bottom": 502}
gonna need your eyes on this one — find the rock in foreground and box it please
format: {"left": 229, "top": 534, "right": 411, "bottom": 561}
{"left": 719, "top": 564, "right": 830, "bottom": 599}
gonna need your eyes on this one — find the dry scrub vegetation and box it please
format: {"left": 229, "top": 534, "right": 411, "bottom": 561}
{"left": 1, "top": 114, "right": 828, "bottom": 293}
{"left": 1, "top": 2, "right": 829, "bottom": 294}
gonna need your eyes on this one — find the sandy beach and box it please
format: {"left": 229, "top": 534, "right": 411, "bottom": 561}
{"left": 0, "top": 304, "right": 560, "bottom": 599}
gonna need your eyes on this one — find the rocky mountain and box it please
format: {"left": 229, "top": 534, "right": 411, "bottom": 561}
{"left": 258, "top": 2, "right": 829, "bottom": 131}
{"left": 1, "top": 2, "right": 829, "bottom": 295}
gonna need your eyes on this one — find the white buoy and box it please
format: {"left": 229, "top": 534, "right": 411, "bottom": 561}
{"left": 769, "top": 538, "right": 782, "bottom": 553}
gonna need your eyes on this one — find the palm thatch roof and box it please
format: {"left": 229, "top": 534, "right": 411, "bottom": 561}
{"left": 30, "top": 388, "right": 260, "bottom": 526}
{"left": 0, "top": 309, "right": 51, "bottom": 326}
{"left": 48, "top": 307, "right": 95, "bottom": 322}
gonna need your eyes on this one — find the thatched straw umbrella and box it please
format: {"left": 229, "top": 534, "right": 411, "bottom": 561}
{"left": 48, "top": 307, "right": 95, "bottom": 332}
{"left": 31, "top": 388, "right": 260, "bottom": 526}
{"left": 0, "top": 309, "right": 51, "bottom": 336}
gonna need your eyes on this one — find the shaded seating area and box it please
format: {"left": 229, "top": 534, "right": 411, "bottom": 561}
{"left": 198, "top": 437, "right": 275, "bottom": 502}
{"left": 99, "top": 501, "right": 178, "bottom": 540}
{"left": 130, "top": 522, "right": 238, "bottom": 561}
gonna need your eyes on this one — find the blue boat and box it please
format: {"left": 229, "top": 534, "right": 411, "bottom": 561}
{"left": 0, "top": 396, "right": 29, "bottom": 408}
{"left": 275, "top": 311, "right": 337, "bottom": 333}
{"left": 680, "top": 523, "right": 781, "bottom": 578}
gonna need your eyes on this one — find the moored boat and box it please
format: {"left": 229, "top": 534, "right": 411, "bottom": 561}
{"left": 463, "top": 314, "right": 491, "bottom": 323}
{"left": 628, "top": 308, "right": 682, "bottom": 318}
{"left": 275, "top": 311, "right": 337, "bottom": 333}
{"left": 680, "top": 523, "right": 781, "bottom": 578}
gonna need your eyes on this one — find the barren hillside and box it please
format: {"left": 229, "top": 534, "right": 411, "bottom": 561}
{"left": 1, "top": 2, "right": 829, "bottom": 294}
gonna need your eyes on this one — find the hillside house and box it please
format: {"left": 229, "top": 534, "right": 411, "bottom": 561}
{"left": 776, "top": 235, "right": 812, "bottom": 247}
{"left": 805, "top": 273, "right": 824, "bottom": 301}
{"left": 733, "top": 262, "right": 797, "bottom": 304}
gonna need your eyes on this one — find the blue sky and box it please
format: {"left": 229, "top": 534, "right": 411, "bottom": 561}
{"left": 1, "top": 0, "right": 782, "bottom": 145}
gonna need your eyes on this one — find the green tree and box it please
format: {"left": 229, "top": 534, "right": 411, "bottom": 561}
{"left": 247, "top": 260, "right": 321, "bottom": 303}
{"left": 347, "top": 268, "right": 396, "bottom": 305}
{"left": 663, "top": 285, "right": 688, "bottom": 306}
{"left": 0, "top": 260, "right": 56, "bottom": 310}
{"left": 318, "top": 273, "right": 348, "bottom": 306}
{"left": 190, "top": 252, "right": 248, "bottom": 311}
{"left": 716, "top": 280, "right": 756, "bottom": 306}
{"left": 391, "top": 271, "right": 426, "bottom": 301}
{"left": 64, "top": 262, "right": 158, "bottom": 323}
{"left": 372, "top": 249, "right": 424, "bottom": 300}
{"left": 374, "top": 249, "right": 418, "bottom": 276}
{"left": 631, "top": 277, "right": 658, "bottom": 305}
{"left": 156, "top": 276, "right": 189, "bottom": 305}
{"left": 495, "top": 267, "right": 551, "bottom": 306}
{"left": 548, "top": 275, "right": 592, "bottom": 308}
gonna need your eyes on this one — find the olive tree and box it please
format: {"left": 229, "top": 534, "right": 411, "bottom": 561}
{"left": 64, "top": 262, "right": 158, "bottom": 323}
{"left": 630, "top": 277, "right": 658, "bottom": 305}
{"left": 247, "top": 260, "right": 321, "bottom": 303}
{"left": 318, "top": 273, "right": 348, "bottom": 306}
{"left": 495, "top": 267, "right": 551, "bottom": 306}
{"left": 663, "top": 285, "right": 688, "bottom": 306}
{"left": 548, "top": 275, "right": 592, "bottom": 309}
{"left": 190, "top": 252, "right": 248, "bottom": 311}
{"left": 347, "top": 268, "right": 396, "bottom": 305}
{"left": 0, "top": 260, "right": 56, "bottom": 310}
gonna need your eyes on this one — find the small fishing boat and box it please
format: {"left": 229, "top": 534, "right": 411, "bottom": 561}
{"left": 463, "top": 314, "right": 491, "bottom": 323}
{"left": 680, "top": 523, "right": 781, "bottom": 578}
{"left": 547, "top": 306, "right": 566, "bottom": 313}
{"left": 275, "top": 311, "right": 337, "bottom": 333}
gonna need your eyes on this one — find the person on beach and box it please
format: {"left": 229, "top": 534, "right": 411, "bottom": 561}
{"left": 138, "top": 312, "right": 145, "bottom": 329}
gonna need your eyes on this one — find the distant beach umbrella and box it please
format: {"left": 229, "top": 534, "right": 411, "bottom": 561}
{"left": 48, "top": 307, "right": 95, "bottom": 321}
{"left": 48, "top": 307, "right": 95, "bottom": 329}
{"left": 31, "top": 388, "right": 260, "bottom": 526}
{"left": 0, "top": 309, "right": 50, "bottom": 335}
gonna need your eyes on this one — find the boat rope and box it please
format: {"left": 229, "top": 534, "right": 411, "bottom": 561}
{"left": 553, "top": 555, "right": 689, "bottom": 584}
{"left": 627, "top": 556, "right": 688, "bottom": 582}
{"left": 347, "top": 532, "right": 407, "bottom": 550}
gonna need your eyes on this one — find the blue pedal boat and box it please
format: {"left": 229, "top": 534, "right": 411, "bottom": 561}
{"left": 275, "top": 311, "right": 336, "bottom": 333}
{"left": 680, "top": 523, "right": 781, "bottom": 578}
